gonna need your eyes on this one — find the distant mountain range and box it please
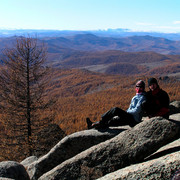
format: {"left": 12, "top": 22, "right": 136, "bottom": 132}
{"left": 44, "top": 34, "right": 180, "bottom": 55}
{"left": 1, "top": 28, "right": 180, "bottom": 40}
{"left": 0, "top": 32, "right": 180, "bottom": 78}
{"left": 1, "top": 33, "right": 180, "bottom": 55}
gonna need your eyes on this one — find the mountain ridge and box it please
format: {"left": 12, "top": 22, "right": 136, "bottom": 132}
{"left": 0, "top": 34, "right": 180, "bottom": 77}
{"left": 44, "top": 34, "right": 180, "bottom": 54}
{"left": 1, "top": 28, "right": 180, "bottom": 40}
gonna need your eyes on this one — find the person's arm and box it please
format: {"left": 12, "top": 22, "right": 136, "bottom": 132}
{"left": 155, "top": 107, "right": 169, "bottom": 116}
{"left": 127, "top": 95, "right": 146, "bottom": 115}
{"left": 155, "top": 90, "right": 170, "bottom": 117}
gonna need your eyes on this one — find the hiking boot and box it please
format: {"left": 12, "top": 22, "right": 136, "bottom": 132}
{"left": 86, "top": 118, "right": 108, "bottom": 129}
{"left": 92, "top": 121, "right": 101, "bottom": 129}
{"left": 92, "top": 121, "right": 109, "bottom": 129}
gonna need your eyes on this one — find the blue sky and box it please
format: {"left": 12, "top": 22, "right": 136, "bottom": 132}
{"left": 1, "top": 0, "right": 180, "bottom": 33}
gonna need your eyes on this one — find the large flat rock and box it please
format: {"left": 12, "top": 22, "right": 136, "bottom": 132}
{"left": 38, "top": 117, "right": 180, "bottom": 180}
{"left": 27, "top": 127, "right": 126, "bottom": 179}
{"left": 98, "top": 151, "right": 180, "bottom": 180}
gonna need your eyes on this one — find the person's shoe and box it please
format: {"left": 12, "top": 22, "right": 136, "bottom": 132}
{"left": 92, "top": 121, "right": 109, "bottom": 129}
{"left": 86, "top": 118, "right": 93, "bottom": 129}
{"left": 92, "top": 121, "right": 101, "bottom": 129}
{"left": 86, "top": 118, "right": 108, "bottom": 129}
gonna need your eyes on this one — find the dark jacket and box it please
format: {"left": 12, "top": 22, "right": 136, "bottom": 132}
{"left": 144, "top": 87, "right": 170, "bottom": 119}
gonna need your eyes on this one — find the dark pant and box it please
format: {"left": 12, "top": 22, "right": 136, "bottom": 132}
{"left": 100, "top": 107, "right": 138, "bottom": 127}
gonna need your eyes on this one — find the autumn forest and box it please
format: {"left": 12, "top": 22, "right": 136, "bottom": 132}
{"left": 0, "top": 35, "right": 180, "bottom": 162}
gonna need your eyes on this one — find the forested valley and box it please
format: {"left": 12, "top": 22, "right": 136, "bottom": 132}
{"left": 0, "top": 36, "right": 180, "bottom": 162}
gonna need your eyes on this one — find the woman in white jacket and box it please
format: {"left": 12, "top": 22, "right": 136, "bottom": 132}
{"left": 86, "top": 80, "right": 146, "bottom": 129}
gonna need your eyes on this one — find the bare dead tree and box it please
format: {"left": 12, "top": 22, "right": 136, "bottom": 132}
{"left": 0, "top": 36, "right": 55, "bottom": 159}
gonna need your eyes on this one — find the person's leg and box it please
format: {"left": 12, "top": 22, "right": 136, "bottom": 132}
{"left": 107, "top": 113, "right": 137, "bottom": 127}
{"left": 86, "top": 107, "right": 138, "bottom": 129}
{"left": 101, "top": 107, "right": 127, "bottom": 122}
{"left": 100, "top": 107, "right": 137, "bottom": 127}
{"left": 86, "top": 107, "right": 120, "bottom": 129}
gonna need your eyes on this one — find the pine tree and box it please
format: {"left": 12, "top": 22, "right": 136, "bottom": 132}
{"left": 0, "top": 36, "right": 55, "bottom": 160}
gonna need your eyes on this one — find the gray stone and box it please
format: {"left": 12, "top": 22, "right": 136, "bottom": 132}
{"left": 170, "top": 101, "right": 180, "bottom": 114}
{"left": 170, "top": 113, "right": 180, "bottom": 122}
{"left": 172, "top": 169, "right": 180, "bottom": 180}
{"left": 27, "top": 128, "right": 125, "bottom": 180}
{"left": 21, "top": 156, "right": 38, "bottom": 167}
{"left": 145, "top": 138, "right": 180, "bottom": 161}
{"left": 0, "top": 161, "right": 30, "bottom": 180}
{"left": 98, "top": 151, "right": 180, "bottom": 180}
{"left": 98, "top": 137, "right": 180, "bottom": 179}
{"left": 38, "top": 117, "right": 180, "bottom": 180}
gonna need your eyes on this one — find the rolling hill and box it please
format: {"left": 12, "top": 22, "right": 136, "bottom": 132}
{"left": 48, "top": 50, "right": 180, "bottom": 77}
{"left": 1, "top": 33, "right": 180, "bottom": 55}
{"left": 0, "top": 34, "right": 180, "bottom": 77}
{"left": 44, "top": 34, "right": 180, "bottom": 54}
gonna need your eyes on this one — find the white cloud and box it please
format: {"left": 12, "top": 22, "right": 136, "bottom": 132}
{"left": 173, "top": 21, "right": 180, "bottom": 24}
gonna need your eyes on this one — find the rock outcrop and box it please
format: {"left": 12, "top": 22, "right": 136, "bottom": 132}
{"left": 1, "top": 101, "right": 180, "bottom": 180}
{"left": 27, "top": 127, "right": 126, "bottom": 179}
{"left": 98, "top": 139, "right": 180, "bottom": 180}
{"left": 170, "top": 101, "right": 180, "bottom": 115}
{"left": 38, "top": 117, "right": 180, "bottom": 180}
{"left": 0, "top": 161, "right": 30, "bottom": 180}
{"left": 21, "top": 156, "right": 38, "bottom": 167}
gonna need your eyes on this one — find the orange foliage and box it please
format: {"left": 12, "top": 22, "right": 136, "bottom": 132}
{"left": 148, "top": 62, "right": 180, "bottom": 75}
{"left": 47, "top": 69, "right": 180, "bottom": 135}
{"left": 1, "top": 68, "right": 180, "bottom": 161}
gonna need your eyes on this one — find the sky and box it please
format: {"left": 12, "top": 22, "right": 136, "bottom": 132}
{"left": 0, "top": 0, "right": 180, "bottom": 33}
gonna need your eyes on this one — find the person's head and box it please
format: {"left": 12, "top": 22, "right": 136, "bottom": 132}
{"left": 135, "top": 80, "right": 145, "bottom": 93}
{"left": 148, "top": 78, "right": 159, "bottom": 91}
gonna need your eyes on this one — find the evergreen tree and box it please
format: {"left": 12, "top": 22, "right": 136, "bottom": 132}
{"left": 0, "top": 37, "right": 55, "bottom": 160}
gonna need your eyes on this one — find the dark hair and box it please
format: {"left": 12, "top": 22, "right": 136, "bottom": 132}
{"left": 148, "top": 78, "right": 158, "bottom": 86}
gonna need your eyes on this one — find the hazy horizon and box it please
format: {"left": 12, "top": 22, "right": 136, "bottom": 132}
{"left": 1, "top": 0, "right": 180, "bottom": 33}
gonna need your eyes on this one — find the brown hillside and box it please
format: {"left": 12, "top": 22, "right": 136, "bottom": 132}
{"left": 47, "top": 68, "right": 180, "bottom": 134}
{"left": 105, "top": 63, "right": 148, "bottom": 75}
{"left": 57, "top": 51, "right": 172, "bottom": 68}
{"left": 148, "top": 62, "right": 180, "bottom": 75}
{"left": 1, "top": 68, "right": 180, "bottom": 136}
{"left": 0, "top": 68, "right": 180, "bottom": 161}
{"left": 52, "top": 50, "right": 180, "bottom": 77}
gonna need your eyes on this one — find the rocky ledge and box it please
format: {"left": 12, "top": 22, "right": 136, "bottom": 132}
{"left": 0, "top": 101, "right": 180, "bottom": 180}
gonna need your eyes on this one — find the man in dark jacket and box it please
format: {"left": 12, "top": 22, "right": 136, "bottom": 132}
{"left": 144, "top": 77, "right": 170, "bottom": 119}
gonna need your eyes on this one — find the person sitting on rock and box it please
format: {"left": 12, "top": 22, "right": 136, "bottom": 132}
{"left": 86, "top": 80, "right": 147, "bottom": 129}
{"left": 143, "top": 77, "right": 170, "bottom": 119}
